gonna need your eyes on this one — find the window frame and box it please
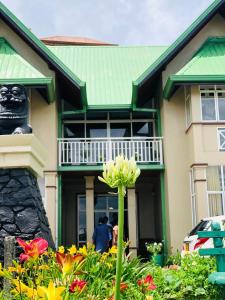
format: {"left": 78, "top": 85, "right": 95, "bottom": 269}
{"left": 206, "top": 165, "right": 225, "bottom": 217}
{"left": 200, "top": 85, "right": 225, "bottom": 122}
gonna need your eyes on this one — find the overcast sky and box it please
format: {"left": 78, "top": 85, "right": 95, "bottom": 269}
{"left": 2, "top": 0, "right": 213, "bottom": 45}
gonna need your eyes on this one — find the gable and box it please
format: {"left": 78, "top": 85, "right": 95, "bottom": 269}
{"left": 132, "top": 0, "right": 225, "bottom": 107}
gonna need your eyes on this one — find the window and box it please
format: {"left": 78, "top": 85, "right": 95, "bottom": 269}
{"left": 189, "top": 169, "right": 197, "bottom": 226}
{"left": 201, "top": 86, "right": 225, "bottom": 121}
{"left": 218, "top": 128, "right": 225, "bottom": 151}
{"left": 206, "top": 166, "right": 225, "bottom": 216}
{"left": 185, "top": 86, "right": 192, "bottom": 127}
{"left": 77, "top": 195, "right": 87, "bottom": 245}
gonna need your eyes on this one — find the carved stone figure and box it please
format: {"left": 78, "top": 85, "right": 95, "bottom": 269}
{"left": 0, "top": 85, "right": 32, "bottom": 135}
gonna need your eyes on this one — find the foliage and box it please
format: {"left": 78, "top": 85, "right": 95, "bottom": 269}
{"left": 145, "top": 242, "right": 163, "bottom": 256}
{"left": 0, "top": 239, "right": 224, "bottom": 300}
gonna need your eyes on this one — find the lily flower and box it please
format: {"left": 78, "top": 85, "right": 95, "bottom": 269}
{"left": 138, "top": 274, "right": 157, "bottom": 291}
{"left": 37, "top": 281, "right": 65, "bottom": 300}
{"left": 56, "top": 252, "right": 84, "bottom": 275}
{"left": 16, "top": 238, "right": 48, "bottom": 262}
{"left": 13, "top": 279, "right": 37, "bottom": 298}
{"left": 69, "top": 278, "right": 87, "bottom": 293}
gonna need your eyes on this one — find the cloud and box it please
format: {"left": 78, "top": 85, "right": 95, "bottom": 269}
{"left": 1, "top": 0, "right": 213, "bottom": 45}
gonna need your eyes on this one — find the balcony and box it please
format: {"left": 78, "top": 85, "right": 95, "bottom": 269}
{"left": 58, "top": 137, "right": 163, "bottom": 167}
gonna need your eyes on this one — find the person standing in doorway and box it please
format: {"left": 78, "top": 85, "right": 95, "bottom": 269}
{"left": 92, "top": 217, "right": 111, "bottom": 253}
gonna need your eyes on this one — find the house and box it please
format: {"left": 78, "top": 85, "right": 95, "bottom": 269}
{"left": 1, "top": 0, "right": 225, "bottom": 256}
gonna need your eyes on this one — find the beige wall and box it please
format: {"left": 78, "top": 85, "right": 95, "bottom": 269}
{"left": 162, "top": 14, "right": 225, "bottom": 87}
{"left": 161, "top": 13, "right": 225, "bottom": 252}
{"left": 161, "top": 88, "right": 192, "bottom": 252}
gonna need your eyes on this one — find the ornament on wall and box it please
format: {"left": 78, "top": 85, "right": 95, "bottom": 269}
{"left": 0, "top": 85, "right": 32, "bottom": 135}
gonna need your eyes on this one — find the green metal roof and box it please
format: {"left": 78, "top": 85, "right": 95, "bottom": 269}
{"left": 0, "top": 37, "right": 45, "bottom": 79}
{"left": 164, "top": 37, "right": 225, "bottom": 99}
{"left": 49, "top": 45, "right": 167, "bottom": 108}
{"left": 0, "top": 37, "right": 55, "bottom": 102}
{"left": 132, "top": 0, "right": 225, "bottom": 106}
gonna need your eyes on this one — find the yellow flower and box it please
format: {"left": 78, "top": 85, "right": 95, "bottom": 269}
{"left": 78, "top": 245, "right": 87, "bottom": 257}
{"left": 8, "top": 265, "right": 25, "bottom": 274}
{"left": 100, "top": 252, "right": 109, "bottom": 262}
{"left": 58, "top": 246, "right": 65, "bottom": 254}
{"left": 37, "top": 281, "right": 65, "bottom": 300}
{"left": 106, "top": 262, "right": 113, "bottom": 268}
{"left": 13, "top": 279, "right": 37, "bottom": 298}
{"left": 109, "top": 246, "right": 117, "bottom": 254}
{"left": 146, "top": 296, "right": 153, "bottom": 300}
{"left": 38, "top": 264, "right": 49, "bottom": 270}
{"left": 68, "top": 244, "right": 77, "bottom": 255}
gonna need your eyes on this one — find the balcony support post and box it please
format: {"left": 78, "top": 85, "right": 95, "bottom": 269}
{"left": 127, "top": 188, "right": 138, "bottom": 257}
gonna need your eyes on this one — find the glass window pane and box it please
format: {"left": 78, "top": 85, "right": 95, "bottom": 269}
{"left": 201, "top": 98, "right": 216, "bottom": 120}
{"left": 207, "top": 166, "right": 222, "bottom": 191}
{"left": 132, "top": 122, "right": 153, "bottom": 137}
{"left": 64, "top": 124, "right": 84, "bottom": 138}
{"left": 78, "top": 212, "right": 86, "bottom": 242}
{"left": 208, "top": 194, "right": 223, "bottom": 216}
{"left": 218, "top": 96, "right": 225, "bottom": 120}
{"left": 110, "top": 123, "right": 131, "bottom": 137}
{"left": 94, "top": 196, "right": 107, "bottom": 209}
{"left": 79, "top": 196, "right": 86, "bottom": 210}
{"left": 108, "top": 196, "right": 118, "bottom": 210}
{"left": 86, "top": 124, "right": 107, "bottom": 138}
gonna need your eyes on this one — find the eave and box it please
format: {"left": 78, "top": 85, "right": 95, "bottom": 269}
{"left": 163, "top": 75, "right": 225, "bottom": 99}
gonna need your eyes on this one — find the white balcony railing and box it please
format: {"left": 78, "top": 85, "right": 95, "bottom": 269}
{"left": 58, "top": 137, "right": 163, "bottom": 166}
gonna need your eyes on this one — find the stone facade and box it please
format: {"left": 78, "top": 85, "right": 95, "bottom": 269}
{"left": 0, "top": 168, "right": 54, "bottom": 260}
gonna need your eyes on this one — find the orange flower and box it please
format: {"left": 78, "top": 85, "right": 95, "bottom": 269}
{"left": 56, "top": 252, "right": 84, "bottom": 275}
{"left": 17, "top": 238, "right": 48, "bottom": 262}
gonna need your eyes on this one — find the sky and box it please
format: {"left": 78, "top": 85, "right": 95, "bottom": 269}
{"left": 2, "top": 0, "right": 213, "bottom": 46}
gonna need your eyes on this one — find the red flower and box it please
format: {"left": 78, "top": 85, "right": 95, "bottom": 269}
{"left": 137, "top": 274, "right": 157, "bottom": 291}
{"left": 69, "top": 279, "right": 87, "bottom": 293}
{"left": 17, "top": 238, "right": 48, "bottom": 262}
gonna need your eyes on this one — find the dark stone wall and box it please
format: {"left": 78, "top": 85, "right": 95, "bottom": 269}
{"left": 0, "top": 168, "right": 54, "bottom": 260}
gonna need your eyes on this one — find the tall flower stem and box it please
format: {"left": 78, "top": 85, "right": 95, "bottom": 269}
{"left": 114, "top": 184, "right": 124, "bottom": 300}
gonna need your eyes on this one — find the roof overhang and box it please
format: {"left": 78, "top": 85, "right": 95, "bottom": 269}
{"left": 132, "top": 0, "right": 225, "bottom": 107}
{"left": 163, "top": 74, "right": 225, "bottom": 100}
{"left": 0, "top": 2, "right": 87, "bottom": 108}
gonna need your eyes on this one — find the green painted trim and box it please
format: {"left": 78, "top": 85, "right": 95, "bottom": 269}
{"left": 131, "top": 0, "right": 224, "bottom": 106}
{"left": 0, "top": 2, "right": 86, "bottom": 108}
{"left": 62, "top": 110, "right": 86, "bottom": 116}
{"left": 163, "top": 75, "right": 225, "bottom": 99}
{"left": 133, "top": 0, "right": 223, "bottom": 87}
{"left": 160, "top": 171, "right": 168, "bottom": 257}
{"left": 0, "top": 77, "right": 55, "bottom": 103}
{"left": 58, "top": 164, "right": 165, "bottom": 172}
{"left": 87, "top": 104, "right": 132, "bottom": 110}
{"left": 131, "top": 82, "right": 138, "bottom": 109}
{"left": 57, "top": 173, "right": 62, "bottom": 246}
{"left": 133, "top": 108, "right": 158, "bottom": 113}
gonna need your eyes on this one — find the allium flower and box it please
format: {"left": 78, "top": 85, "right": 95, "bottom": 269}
{"left": 69, "top": 279, "right": 87, "bottom": 293}
{"left": 98, "top": 155, "right": 140, "bottom": 195}
{"left": 56, "top": 252, "right": 84, "bottom": 276}
{"left": 17, "top": 238, "right": 48, "bottom": 262}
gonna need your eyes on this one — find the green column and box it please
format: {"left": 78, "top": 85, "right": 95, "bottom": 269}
{"left": 57, "top": 173, "right": 62, "bottom": 246}
{"left": 160, "top": 171, "right": 168, "bottom": 257}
